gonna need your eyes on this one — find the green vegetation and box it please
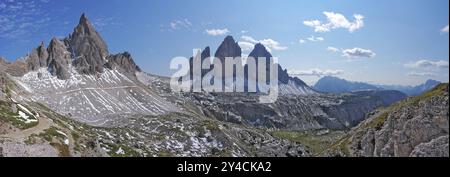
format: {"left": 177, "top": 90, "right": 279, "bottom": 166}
{"left": 38, "top": 127, "right": 71, "bottom": 157}
{"left": 39, "top": 126, "right": 66, "bottom": 141}
{"left": 328, "top": 136, "right": 351, "bottom": 157}
{"left": 271, "top": 130, "right": 344, "bottom": 155}
{"left": 157, "top": 150, "right": 174, "bottom": 157}
{"left": 0, "top": 100, "right": 38, "bottom": 130}
{"left": 24, "top": 134, "right": 38, "bottom": 145}
{"left": 201, "top": 120, "right": 220, "bottom": 132}
{"left": 104, "top": 144, "right": 141, "bottom": 157}
{"left": 50, "top": 142, "right": 70, "bottom": 157}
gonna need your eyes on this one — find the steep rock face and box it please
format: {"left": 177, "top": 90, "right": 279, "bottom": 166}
{"left": 188, "top": 47, "right": 211, "bottom": 80}
{"left": 69, "top": 13, "right": 109, "bottom": 75}
{"left": 328, "top": 84, "right": 449, "bottom": 157}
{"left": 248, "top": 43, "right": 271, "bottom": 85}
{"left": 26, "top": 49, "right": 40, "bottom": 71}
{"left": 37, "top": 42, "right": 49, "bottom": 67}
{"left": 47, "top": 38, "right": 71, "bottom": 80}
{"left": 178, "top": 89, "right": 404, "bottom": 131}
{"left": 215, "top": 36, "right": 242, "bottom": 62}
{"left": 215, "top": 36, "right": 242, "bottom": 89}
{"left": 244, "top": 42, "right": 314, "bottom": 95}
{"left": 105, "top": 52, "right": 141, "bottom": 77}
{"left": 25, "top": 42, "right": 49, "bottom": 72}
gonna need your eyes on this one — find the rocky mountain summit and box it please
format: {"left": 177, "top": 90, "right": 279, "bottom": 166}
{"left": 70, "top": 13, "right": 109, "bottom": 75}
{"left": 187, "top": 35, "right": 315, "bottom": 95}
{"left": 2, "top": 13, "right": 138, "bottom": 80}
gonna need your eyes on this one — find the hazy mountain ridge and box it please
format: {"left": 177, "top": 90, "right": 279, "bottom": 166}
{"left": 314, "top": 76, "right": 441, "bottom": 96}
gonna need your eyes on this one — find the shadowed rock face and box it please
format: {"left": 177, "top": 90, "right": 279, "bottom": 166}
{"left": 47, "top": 38, "right": 71, "bottom": 80}
{"left": 69, "top": 13, "right": 109, "bottom": 75}
{"left": 248, "top": 43, "right": 271, "bottom": 84}
{"left": 5, "top": 13, "right": 142, "bottom": 81}
{"left": 105, "top": 52, "right": 141, "bottom": 77}
{"left": 215, "top": 36, "right": 242, "bottom": 89}
{"left": 27, "top": 42, "right": 50, "bottom": 71}
{"left": 37, "top": 42, "right": 49, "bottom": 67}
{"left": 215, "top": 36, "right": 242, "bottom": 61}
{"left": 188, "top": 47, "right": 211, "bottom": 80}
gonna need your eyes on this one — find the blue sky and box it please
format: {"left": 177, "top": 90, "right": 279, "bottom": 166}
{"left": 0, "top": 0, "right": 448, "bottom": 86}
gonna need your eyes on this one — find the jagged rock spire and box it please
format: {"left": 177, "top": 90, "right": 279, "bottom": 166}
{"left": 70, "top": 13, "right": 109, "bottom": 75}
{"left": 215, "top": 35, "right": 242, "bottom": 60}
{"left": 47, "top": 37, "right": 71, "bottom": 79}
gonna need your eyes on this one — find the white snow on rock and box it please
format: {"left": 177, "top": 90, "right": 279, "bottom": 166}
{"left": 14, "top": 67, "right": 180, "bottom": 126}
{"left": 116, "top": 147, "right": 125, "bottom": 155}
{"left": 18, "top": 111, "right": 38, "bottom": 124}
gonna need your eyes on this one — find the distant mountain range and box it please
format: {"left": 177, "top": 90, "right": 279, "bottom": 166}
{"left": 376, "top": 79, "right": 441, "bottom": 96}
{"left": 313, "top": 76, "right": 441, "bottom": 96}
{"left": 313, "top": 76, "right": 380, "bottom": 94}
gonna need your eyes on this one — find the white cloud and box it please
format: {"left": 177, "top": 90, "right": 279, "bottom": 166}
{"left": 239, "top": 35, "right": 288, "bottom": 52}
{"left": 260, "top": 38, "right": 288, "bottom": 51}
{"left": 299, "top": 39, "right": 306, "bottom": 43}
{"left": 404, "top": 60, "right": 449, "bottom": 69}
{"left": 238, "top": 41, "right": 255, "bottom": 51}
{"left": 441, "top": 25, "right": 449, "bottom": 33}
{"left": 304, "top": 11, "right": 364, "bottom": 33}
{"left": 342, "top": 48, "right": 376, "bottom": 58}
{"left": 306, "top": 36, "right": 324, "bottom": 42}
{"left": 241, "top": 30, "right": 248, "bottom": 34}
{"left": 288, "top": 68, "right": 344, "bottom": 77}
{"left": 241, "top": 35, "right": 258, "bottom": 43}
{"left": 93, "top": 17, "right": 119, "bottom": 31}
{"left": 407, "top": 72, "right": 436, "bottom": 77}
{"left": 169, "top": 19, "right": 192, "bottom": 30}
{"left": 205, "top": 28, "right": 229, "bottom": 36}
{"left": 0, "top": 0, "right": 51, "bottom": 39}
{"left": 327, "top": 47, "right": 339, "bottom": 52}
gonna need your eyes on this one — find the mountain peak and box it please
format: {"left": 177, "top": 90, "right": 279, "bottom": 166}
{"left": 74, "top": 13, "right": 97, "bottom": 36}
{"left": 70, "top": 13, "right": 109, "bottom": 75}
{"left": 80, "top": 13, "right": 88, "bottom": 22}
{"left": 215, "top": 35, "right": 241, "bottom": 59}
{"left": 425, "top": 79, "right": 440, "bottom": 85}
{"left": 223, "top": 35, "right": 235, "bottom": 43}
{"left": 249, "top": 43, "right": 272, "bottom": 59}
{"left": 80, "top": 13, "right": 87, "bottom": 23}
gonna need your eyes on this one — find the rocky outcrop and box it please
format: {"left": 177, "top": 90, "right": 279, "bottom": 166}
{"left": 5, "top": 13, "right": 143, "bottom": 81}
{"left": 327, "top": 84, "right": 449, "bottom": 157}
{"left": 215, "top": 36, "right": 242, "bottom": 62}
{"left": 4, "top": 60, "right": 28, "bottom": 77}
{"left": 105, "top": 52, "right": 141, "bottom": 76}
{"left": 26, "top": 42, "right": 50, "bottom": 71}
{"left": 248, "top": 43, "right": 272, "bottom": 85}
{"left": 188, "top": 47, "right": 211, "bottom": 80}
{"left": 26, "top": 49, "right": 40, "bottom": 71}
{"left": 215, "top": 36, "right": 242, "bottom": 89}
{"left": 410, "top": 135, "right": 449, "bottom": 157}
{"left": 69, "top": 13, "right": 109, "bottom": 75}
{"left": 47, "top": 38, "right": 71, "bottom": 80}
